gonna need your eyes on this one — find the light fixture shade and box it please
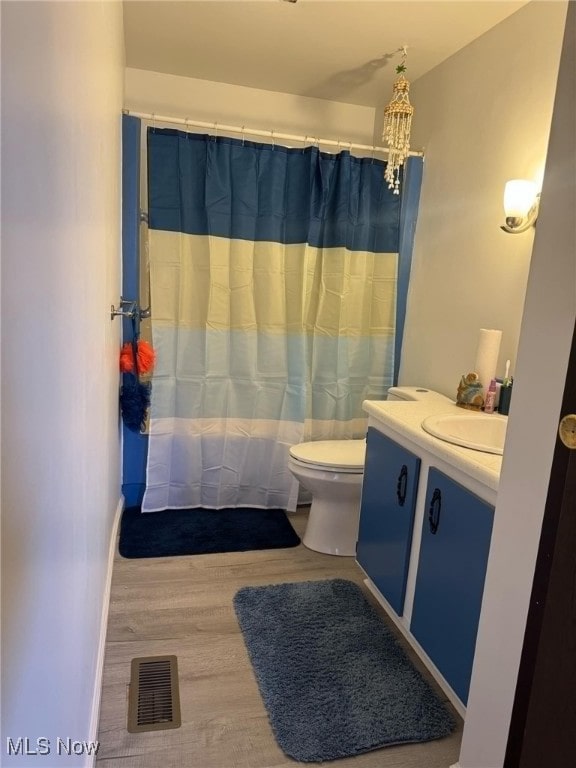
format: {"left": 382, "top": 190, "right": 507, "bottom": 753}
{"left": 503, "top": 179, "right": 538, "bottom": 218}
{"left": 501, "top": 179, "right": 540, "bottom": 234}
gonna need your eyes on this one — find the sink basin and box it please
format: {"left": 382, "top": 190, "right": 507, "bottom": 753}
{"left": 421, "top": 412, "right": 508, "bottom": 455}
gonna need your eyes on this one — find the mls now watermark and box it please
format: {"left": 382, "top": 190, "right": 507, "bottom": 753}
{"left": 6, "top": 737, "right": 100, "bottom": 757}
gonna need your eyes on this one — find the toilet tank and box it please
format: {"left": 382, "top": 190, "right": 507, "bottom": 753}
{"left": 386, "top": 386, "right": 453, "bottom": 403}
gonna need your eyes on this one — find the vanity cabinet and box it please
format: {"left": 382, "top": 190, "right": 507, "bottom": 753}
{"left": 358, "top": 400, "right": 500, "bottom": 714}
{"left": 357, "top": 428, "right": 421, "bottom": 615}
{"left": 410, "top": 468, "right": 494, "bottom": 705}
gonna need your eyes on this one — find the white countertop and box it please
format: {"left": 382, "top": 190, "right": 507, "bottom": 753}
{"left": 362, "top": 399, "right": 503, "bottom": 492}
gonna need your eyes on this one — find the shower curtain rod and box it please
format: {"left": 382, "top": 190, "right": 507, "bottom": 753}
{"left": 123, "top": 109, "right": 424, "bottom": 158}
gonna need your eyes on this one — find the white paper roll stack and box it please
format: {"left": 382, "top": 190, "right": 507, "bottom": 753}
{"left": 474, "top": 329, "right": 502, "bottom": 398}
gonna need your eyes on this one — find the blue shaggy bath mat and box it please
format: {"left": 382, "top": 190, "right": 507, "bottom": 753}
{"left": 119, "top": 507, "right": 300, "bottom": 558}
{"left": 234, "top": 578, "right": 456, "bottom": 762}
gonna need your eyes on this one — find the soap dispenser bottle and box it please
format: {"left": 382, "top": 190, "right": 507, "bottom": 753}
{"left": 484, "top": 379, "right": 497, "bottom": 414}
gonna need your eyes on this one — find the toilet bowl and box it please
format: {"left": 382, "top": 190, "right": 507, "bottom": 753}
{"left": 288, "top": 440, "right": 365, "bottom": 556}
{"left": 288, "top": 386, "right": 453, "bottom": 556}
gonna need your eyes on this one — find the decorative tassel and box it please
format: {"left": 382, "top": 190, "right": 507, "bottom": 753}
{"left": 120, "top": 313, "right": 154, "bottom": 432}
{"left": 120, "top": 374, "right": 151, "bottom": 433}
{"left": 119, "top": 340, "right": 156, "bottom": 374}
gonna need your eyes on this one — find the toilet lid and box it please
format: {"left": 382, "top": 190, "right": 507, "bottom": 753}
{"left": 289, "top": 439, "right": 366, "bottom": 470}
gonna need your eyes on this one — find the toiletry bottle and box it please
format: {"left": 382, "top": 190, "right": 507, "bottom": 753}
{"left": 499, "top": 379, "right": 513, "bottom": 415}
{"left": 484, "top": 379, "right": 497, "bottom": 414}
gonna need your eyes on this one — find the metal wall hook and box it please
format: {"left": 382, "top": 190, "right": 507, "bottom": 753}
{"left": 111, "top": 299, "right": 151, "bottom": 321}
{"left": 111, "top": 299, "right": 137, "bottom": 320}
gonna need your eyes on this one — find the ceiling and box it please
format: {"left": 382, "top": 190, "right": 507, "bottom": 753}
{"left": 123, "top": 0, "right": 529, "bottom": 108}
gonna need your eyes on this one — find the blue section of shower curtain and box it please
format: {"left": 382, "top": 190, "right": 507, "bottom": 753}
{"left": 147, "top": 129, "right": 401, "bottom": 252}
{"left": 395, "top": 156, "right": 424, "bottom": 383}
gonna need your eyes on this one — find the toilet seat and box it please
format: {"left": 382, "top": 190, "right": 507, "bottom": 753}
{"left": 289, "top": 439, "right": 366, "bottom": 473}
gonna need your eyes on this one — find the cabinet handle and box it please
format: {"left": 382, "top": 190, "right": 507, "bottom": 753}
{"left": 396, "top": 464, "right": 408, "bottom": 507}
{"left": 428, "top": 488, "right": 442, "bottom": 534}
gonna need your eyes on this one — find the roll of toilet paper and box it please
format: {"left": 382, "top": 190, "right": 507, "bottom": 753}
{"left": 474, "top": 329, "right": 502, "bottom": 397}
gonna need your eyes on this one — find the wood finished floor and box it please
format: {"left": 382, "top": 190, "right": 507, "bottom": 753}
{"left": 96, "top": 510, "right": 462, "bottom": 768}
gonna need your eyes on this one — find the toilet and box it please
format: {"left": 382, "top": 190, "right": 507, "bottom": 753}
{"left": 288, "top": 386, "right": 452, "bottom": 556}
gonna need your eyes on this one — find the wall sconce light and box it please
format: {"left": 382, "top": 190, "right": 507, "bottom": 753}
{"left": 501, "top": 179, "right": 540, "bottom": 234}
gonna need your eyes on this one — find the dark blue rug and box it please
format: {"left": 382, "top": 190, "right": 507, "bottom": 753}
{"left": 119, "top": 507, "right": 300, "bottom": 558}
{"left": 234, "top": 578, "right": 456, "bottom": 762}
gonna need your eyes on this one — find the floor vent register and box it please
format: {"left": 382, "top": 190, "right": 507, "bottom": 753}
{"left": 127, "top": 655, "right": 181, "bottom": 733}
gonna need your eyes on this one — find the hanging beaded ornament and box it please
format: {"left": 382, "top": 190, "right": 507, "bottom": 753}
{"left": 383, "top": 47, "right": 414, "bottom": 194}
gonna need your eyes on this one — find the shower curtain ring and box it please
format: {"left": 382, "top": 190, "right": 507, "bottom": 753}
{"left": 241, "top": 126, "right": 246, "bottom": 146}
{"left": 213, "top": 122, "right": 218, "bottom": 141}
{"left": 271, "top": 130, "right": 275, "bottom": 150}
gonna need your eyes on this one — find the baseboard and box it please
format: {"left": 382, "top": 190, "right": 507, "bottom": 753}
{"left": 86, "top": 495, "right": 124, "bottom": 767}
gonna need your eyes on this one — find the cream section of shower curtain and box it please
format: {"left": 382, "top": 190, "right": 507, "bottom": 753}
{"left": 143, "top": 230, "right": 397, "bottom": 511}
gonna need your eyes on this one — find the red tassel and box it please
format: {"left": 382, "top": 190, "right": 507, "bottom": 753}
{"left": 119, "top": 340, "right": 156, "bottom": 374}
{"left": 119, "top": 343, "right": 133, "bottom": 372}
{"left": 137, "top": 340, "right": 156, "bottom": 373}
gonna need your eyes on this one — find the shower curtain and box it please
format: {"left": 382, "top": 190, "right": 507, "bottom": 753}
{"left": 142, "top": 128, "right": 403, "bottom": 511}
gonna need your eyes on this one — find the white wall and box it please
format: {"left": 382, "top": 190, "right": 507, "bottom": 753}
{"left": 459, "top": 3, "right": 575, "bottom": 765}
{"left": 396, "top": 1, "right": 567, "bottom": 398}
{"left": 1, "top": 2, "right": 124, "bottom": 765}
{"left": 125, "top": 67, "right": 376, "bottom": 146}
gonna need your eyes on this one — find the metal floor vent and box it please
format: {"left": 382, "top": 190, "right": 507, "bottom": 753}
{"left": 127, "top": 655, "right": 181, "bottom": 733}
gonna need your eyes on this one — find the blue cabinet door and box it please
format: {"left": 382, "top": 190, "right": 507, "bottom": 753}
{"left": 411, "top": 468, "right": 494, "bottom": 705}
{"left": 357, "top": 428, "right": 420, "bottom": 615}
